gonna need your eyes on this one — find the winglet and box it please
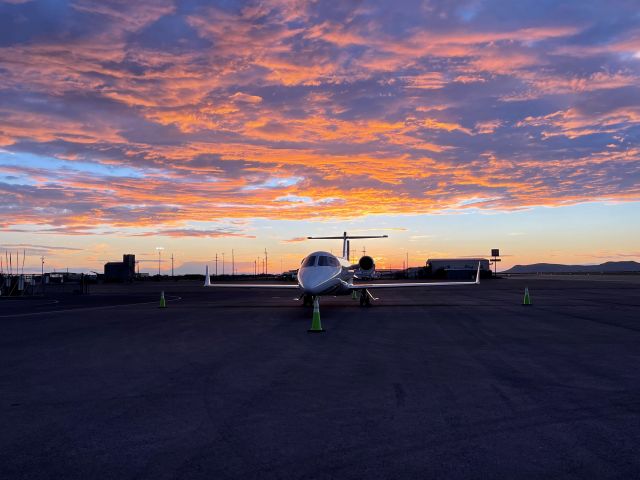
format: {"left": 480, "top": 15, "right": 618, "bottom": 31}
{"left": 204, "top": 265, "right": 211, "bottom": 286}
{"left": 475, "top": 262, "right": 481, "bottom": 285}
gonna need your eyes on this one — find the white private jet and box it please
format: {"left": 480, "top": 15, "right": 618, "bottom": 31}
{"left": 204, "top": 232, "right": 480, "bottom": 308}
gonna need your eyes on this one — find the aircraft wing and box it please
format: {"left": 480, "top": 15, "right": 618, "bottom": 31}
{"left": 204, "top": 283, "right": 299, "bottom": 289}
{"left": 349, "top": 263, "right": 481, "bottom": 289}
{"left": 203, "top": 265, "right": 298, "bottom": 289}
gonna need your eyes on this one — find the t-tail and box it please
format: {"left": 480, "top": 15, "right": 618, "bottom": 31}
{"left": 307, "top": 231, "right": 388, "bottom": 260}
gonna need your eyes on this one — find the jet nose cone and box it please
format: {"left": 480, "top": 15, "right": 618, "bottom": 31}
{"left": 298, "top": 269, "right": 326, "bottom": 294}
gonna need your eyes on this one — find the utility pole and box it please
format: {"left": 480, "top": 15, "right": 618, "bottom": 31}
{"left": 406, "top": 251, "right": 409, "bottom": 278}
{"left": 156, "top": 247, "right": 164, "bottom": 276}
{"left": 41, "top": 256, "right": 45, "bottom": 276}
{"left": 215, "top": 253, "right": 218, "bottom": 276}
{"left": 222, "top": 252, "right": 225, "bottom": 276}
{"left": 264, "top": 248, "right": 268, "bottom": 276}
{"left": 171, "top": 253, "right": 174, "bottom": 277}
{"left": 280, "top": 257, "right": 283, "bottom": 274}
{"left": 232, "top": 249, "right": 235, "bottom": 277}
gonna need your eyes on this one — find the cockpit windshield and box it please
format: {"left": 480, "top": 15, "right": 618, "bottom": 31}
{"left": 301, "top": 255, "right": 339, "bottom": 268}
{"left": 301, "top": 255, "right": 316, "bottom": 267}
{"left": 318, "top": 256, "right": 339, "bottom": 267}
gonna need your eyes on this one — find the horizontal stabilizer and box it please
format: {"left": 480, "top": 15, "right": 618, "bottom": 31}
{"left": 308, "top": 235, "right": 389, "bottom": 240}
{"left": 307, "top": 231, "right": 389, "bottom": 259}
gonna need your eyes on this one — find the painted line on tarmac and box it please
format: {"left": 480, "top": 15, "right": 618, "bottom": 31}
{"left": 0, "top": 299, "right": 59, "bottom": 306}
{"left": 0, "top": 296, "right": 182, "bottom": 318}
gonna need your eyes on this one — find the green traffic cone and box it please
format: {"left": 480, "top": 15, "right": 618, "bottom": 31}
{"left": 523, "top": 287, "right": 532, "bottom": 306}
{"left": 159, "top": 291, "right": 167, "bottom": 308}
{"left": 308, "top": 297, "right": 324, "bottom": 333}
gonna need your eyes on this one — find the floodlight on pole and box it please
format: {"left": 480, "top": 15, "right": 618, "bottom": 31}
{"left": 155, "top": 247, "right": 164, "bottom": 276}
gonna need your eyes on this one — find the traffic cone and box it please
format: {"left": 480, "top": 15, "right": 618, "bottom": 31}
{"left": 523, "top": 287, "right": 532, "bottom": 306}
{"left": 308, "top": 297, "right": 324, "bottom": 333}
{"left": 159, "top": 291, "right": 167, "bottom": 308}
{"left": 351, "top": 289, "right": 357, "bottom": 300}
{"left": 204, "top": 265, "right": 211, "bottom": 286}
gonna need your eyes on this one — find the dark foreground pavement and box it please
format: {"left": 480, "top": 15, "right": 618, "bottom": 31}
{"left": 1, "top": 277, "right": 639, "bottom": 479}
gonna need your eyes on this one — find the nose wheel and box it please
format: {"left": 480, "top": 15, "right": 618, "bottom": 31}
{"left": 302, "top": 294, "right": 313, "bottom": 307}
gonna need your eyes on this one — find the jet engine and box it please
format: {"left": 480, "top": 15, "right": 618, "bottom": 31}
{"left": 357, "top": 255, "right": 375, "bottom": 277}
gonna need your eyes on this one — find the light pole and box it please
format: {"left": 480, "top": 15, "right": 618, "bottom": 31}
{"left": 222, "top": 252, "right": 225, "bottom": 276}
{"left": 215, "top": 253, "right": 218, "bottom": 276}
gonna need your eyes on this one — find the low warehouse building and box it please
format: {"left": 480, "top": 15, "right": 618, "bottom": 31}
{"left": 426, "top": 258, "right": 492, "bottom": 280}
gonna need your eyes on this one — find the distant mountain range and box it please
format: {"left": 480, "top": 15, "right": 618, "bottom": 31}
{"left": 504, "top": 261, "right": 640, "bottom": 274}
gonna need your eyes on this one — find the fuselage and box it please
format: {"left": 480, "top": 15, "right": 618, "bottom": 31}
{"left": 297, "top": 251, "right": 354, "bottom": 296}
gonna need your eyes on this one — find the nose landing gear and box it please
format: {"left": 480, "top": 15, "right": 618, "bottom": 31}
{"left": 302, "top": 294, "right": 313, "bottom": 307}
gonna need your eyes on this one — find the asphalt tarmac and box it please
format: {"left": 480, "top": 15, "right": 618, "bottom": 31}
{"left": 1, "top": 276, "right": 639, "bottom": 479}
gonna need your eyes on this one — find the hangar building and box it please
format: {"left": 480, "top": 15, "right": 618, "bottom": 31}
{"left": 104, "top": 254, "right": 136, "bottom": 282}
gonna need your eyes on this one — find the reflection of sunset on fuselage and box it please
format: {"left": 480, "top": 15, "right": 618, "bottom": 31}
{"left": 0, "top": 2, "right": 638, "bottom": 271}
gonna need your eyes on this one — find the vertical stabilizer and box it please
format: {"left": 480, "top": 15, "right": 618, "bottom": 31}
{"left": 342, "top": 232, "right": 348, "bottom": 258}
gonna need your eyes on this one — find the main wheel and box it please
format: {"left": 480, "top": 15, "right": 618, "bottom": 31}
{"left": 360, "top": 290, "right": 372, "bottom": 307}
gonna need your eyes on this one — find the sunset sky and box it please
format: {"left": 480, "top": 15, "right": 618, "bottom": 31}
{"left": 1, "top": 0, "right": 639, "bottom": 274}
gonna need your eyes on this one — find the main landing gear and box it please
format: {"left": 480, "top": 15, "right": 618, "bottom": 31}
{"left": 359, "top": 289, "right": 372, "bottom": 307}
